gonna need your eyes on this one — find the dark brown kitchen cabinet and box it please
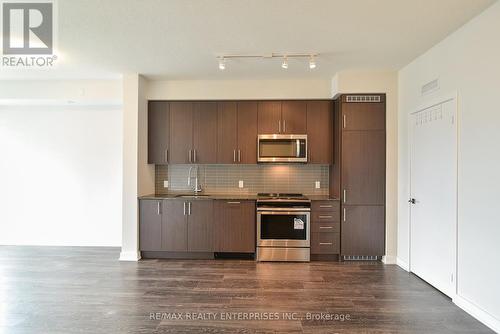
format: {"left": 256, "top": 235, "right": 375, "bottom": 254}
{"left": 258, "top": 101, "right": 282, "bottom": 134}
{"left": 342, "top": 131, "right": 385, "bottom": 205}
{"left": 169, "top": 102, "right": 193, "bottom": 164}
{"left": 214, "top": 200, "right": 256, "bottom": 253}
{"left": 236, "top": 101, "right": 258, "bottom": 163}
{"left": 217, "top": 101, "right": 258, "bottom": 164}
{"left": 281, "top": 101, "right": 307, "bottom": 134}
{"left": 162, "top": 199, "right": 188, "bottom": 251}
{"left": 139, "top": 200, "right": 163, "bottom": 251}
{"left": 336, "top": 94, "right": 386, "bottom": 258}
{"left": 341, "top": 205, "right": 385, "bottom": 256}
{"left": 307, "top": 100, "right": 332, "bottom": 164}
{"left": 310, "top": 199, "right": 340, "bottom": 255}
{"left": 148, "top": 101, "right": 169, "bottom": 164}
{"left": 193, "top": 102, "right": 218, "bottom": 163}
{"left": 187, "top": 200, "right": 214, "bottom": 252}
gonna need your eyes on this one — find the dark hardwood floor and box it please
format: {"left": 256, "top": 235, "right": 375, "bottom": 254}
{"left": 0, "top": 246, "right": 492, "bottom": 334}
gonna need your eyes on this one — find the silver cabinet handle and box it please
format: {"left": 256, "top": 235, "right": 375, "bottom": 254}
{"left": 188, "top": 202, "right": 192, "bottom": 215}
{"left": 319, "top": 226, "right": 333, "bottom": 229}
{"left": 193, "top": 149, "right": 197, "bottom": 163}
{"left": 188, "top": 149, "right": 192, "bottom": 163}
{"left": 343, "top": 207, "right": 346, "bottom": 222}
{"left": 183, "top": 202, "right": 186, "bottom": 215}
{"left": 164, "top": 149, "right": 169, "bottom": 163}
{"left": 320, "top": 242, "right": 333, "bottom": 245}
{"left": 233, "top": 149, "right": 236, "bottom": 163}
{"left": 278, "top": 120, "right": 281, "bottom": 133}
{"left": 343, "top": 189, "right": 347, "bottom": 204}
{"left": 283, "top": 120, "right": 286, "bottom": 133}
{"left": 157, "top": 201, "right": 161, "bottom": 215}
{"left": 319, "top": 205, "right": 332, "bottom": 208}
{"left": 227, "top": 201, "right": 240, "bottom": 204}
{"left": 238, "top": 149, "right": 241, "bottom": 162}
{"left": 319, "top": 215, "right": 332, "bottom": 219}
{"left": 343, "top": 114, "right": 346, "bottom": 128}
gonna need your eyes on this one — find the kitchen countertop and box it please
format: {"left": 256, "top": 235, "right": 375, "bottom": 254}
{"left": 139, "top": 193, "right": 339, "bottom": 201}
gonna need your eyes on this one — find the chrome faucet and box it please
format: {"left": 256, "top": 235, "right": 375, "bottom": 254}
{"left": 188, "top": 166, "right": 202, "bottom": 193}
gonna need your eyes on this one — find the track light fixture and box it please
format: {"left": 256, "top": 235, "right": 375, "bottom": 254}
{"left": 281, "top": 56, "right": 288, "bottom": 69}
{"left": 216, "top": 53, "right": 318, "bottom": 71}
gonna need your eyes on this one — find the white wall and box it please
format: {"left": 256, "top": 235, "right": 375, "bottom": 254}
{"left": 332, "top": 70, "right": 399, "bottom": 263}
{"left": 0, "top": 105, "right": 122, "bottom": 246}
{"left": 398, "top": 2, "right": 500, "bottom": 331}
{"left": 146, "top": 79, "right": 332, "bottom": 100}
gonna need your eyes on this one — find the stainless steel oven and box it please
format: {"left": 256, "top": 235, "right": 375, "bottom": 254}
{"left": 256, "top": 193, "right": 310, "bottom": 261}
{"left": 257, "top": 134, "right": 307, "bottom": 163}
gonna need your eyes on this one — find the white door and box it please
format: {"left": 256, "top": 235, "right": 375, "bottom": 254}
{"left": 410, "top": 98, "right": 457, "bottom": 297}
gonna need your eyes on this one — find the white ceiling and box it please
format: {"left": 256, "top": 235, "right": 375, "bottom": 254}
{"left": 0, "top": 0, "right": 496, "bottom": 80}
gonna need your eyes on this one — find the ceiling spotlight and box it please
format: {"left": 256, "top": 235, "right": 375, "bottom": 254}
{"left": 281, "top": 56, "right": 288, "bottom": 69}
{"left": 218, "top": 58, "right": 226, "bottom": 70}
{"left": 309, "top": 55, "right": 316, "bottom": 69}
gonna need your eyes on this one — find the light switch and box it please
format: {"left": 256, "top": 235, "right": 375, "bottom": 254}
{"left": 315, "top": 181, "right": 321, "bottom": 189}
{"left": 163, "top": 180, "right": 169, "bottom": 188}
{"left": 238, "top": 180, "right": 244, "bottom": 188}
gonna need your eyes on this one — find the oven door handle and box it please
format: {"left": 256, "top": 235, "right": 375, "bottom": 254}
{"left": 257, "top": 211, "right": 311, "bottom": 215}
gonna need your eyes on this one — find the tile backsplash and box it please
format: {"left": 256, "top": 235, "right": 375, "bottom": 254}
{"left": 155, "top": 164, "right": 329, "bottom": 196}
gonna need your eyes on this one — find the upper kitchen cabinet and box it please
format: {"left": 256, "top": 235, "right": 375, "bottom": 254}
{"left": 148, "top": 101, "right": 170, "bottom": 164}
{"left": 193, "top": 102, "right": 218, "bottom": 164}
{"left": 282, "top": 101, "right": 307, "bottom": 134}
{"left": 341, "top": 95, "right": 385, "bottom": 131}
{"left": 217, "top": 101, "right": 258, "bottom": 164}
{"left": 258, "top": 101, "right": 282, "bottom": 134}
{"left": 306, "top": 100, "right": 332, "bottom": 164}
{"left": 258, "top": 101, "right": 307, "bottom": 134}
{"left": 169, "top": 102, "right": 193, "bottom": 164}
{"left": 236, "top": 101, "right": 258, "bottom": 163}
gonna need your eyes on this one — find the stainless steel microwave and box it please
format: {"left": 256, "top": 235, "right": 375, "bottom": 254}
{"left": 257, "top": 134, "right": 307, "bottom": 163}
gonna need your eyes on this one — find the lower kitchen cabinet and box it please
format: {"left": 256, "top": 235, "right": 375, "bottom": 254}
{"left": 341, "top": 205, "right": 385, "bottom": 256}
{"left": 214, "top": 200, "right": 256, "bottom": 253}
{"left": 311, "top": 233, "right": 340, "bottom": 254}
{"left": 187, "top": 200, "right": 214, "bottom": 252}
{"left": 310, "top": 200, "right": 340, "bottom": 256}
{"left": 162, "top": 199, "right": 188, "bottom": 251}
{"left": 139, "top": 200, "right": 163, "bottom": 251}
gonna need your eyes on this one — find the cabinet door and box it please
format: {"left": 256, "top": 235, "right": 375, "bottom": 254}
{"left": 342, "top": 102, "right": 385, "bottom": 131}
{"left": 169, "top": 102, "right": 193, "bottom": 164}
{"left": 342, "top": 131, "right": 385, "bottom": 205}
{"left": 307, "top": 101, "right": 332, "bottom": 164}
{"left": 237, "top": 101, "right": 258, "bottom": 164}
{"left": 162, "top": 200, "right": 188, "bottom": 251}
{"left": 217, "top": 102, "right": 238, "bottom": 164}
{"left": 341, "top": 205, "right": 385, "bottom": 256}
{"left": 214, "top": 200, "right": 255, "bottom": 252}
{"left": 282, "top": 101, "right": 307, "bottom": 134}
{"left": 193, "top": 102, "right": 217, "bottom": 163}
{"left": 148, "top": 101, "right": 170, "bottom": 164}
{"left": 258, "top": 101, "right": 281, "bottom": 134}
{"left": 187, "top": 200, "right": 214, "bottom": 252}
{"left": 139, "top": 200, "right": 163, "bottom": 251}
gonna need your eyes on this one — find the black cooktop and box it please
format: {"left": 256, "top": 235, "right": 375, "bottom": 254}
{"left": 257, "top": 193, "right": 307, "bottom": 200}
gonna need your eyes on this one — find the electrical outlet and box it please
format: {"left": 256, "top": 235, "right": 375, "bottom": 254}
{"left": 163, "top": 180, "right": 169, "bottom": 188}
{"left": 315, "top": 181, "right": 321, "bottom": 189}
{"left": 238, "top": 180, "right": 244, "bottom": 188}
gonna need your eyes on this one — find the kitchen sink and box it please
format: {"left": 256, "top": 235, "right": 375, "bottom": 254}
{"left": 175, "top": 194, "right": 211, "bottom": 198}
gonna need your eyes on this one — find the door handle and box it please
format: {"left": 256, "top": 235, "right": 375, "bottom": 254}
{"left": 157, "top": 201, "right": 161, "bottom": 215}
{"left": 319, "top": 242, "right": 333, "bottom": 246}
{"left": 343, "top": 207, "right": 346, "bottom": 222}
{"left": 319, "top": 215, "right": 332, "bottom": 219}
{"left": 319, "top": 205, "right": 332, "bottom": 208}
{"left": 283, "top": 120, "right": 286, "bottom": 133}
{"left": 193, "top": 149, "right": 197, "bottom": 163}
{"left": 183, "top": 202, "right": 186, "bottom": 215}
{"left": 233, "top": 149, "right": 236, "bottom": 163}
{"left": 227, "top": 201, "right": 240, "bottom": 204}
{"left": 238, "top": 149, "right": 241, "bottom": 162}
{"left": 278, "top": 120, "right": 281, "bottom": 133}
{"left": 164, "top": 149, "right": 168, "bottom": 163}
{"left": 343, "top": 189, "right": 347, "bottom": 204}
{"left": 188, "top": 202, "right": 192, "bottom": 215}
{"left": 343, "top": 114, "right": 346, "bottom": 129}
{"left": 319, "top": 226, "right": 333, "bottom": 229}
{"left": 188, "top": 149, "right": 192, "bottom": 163}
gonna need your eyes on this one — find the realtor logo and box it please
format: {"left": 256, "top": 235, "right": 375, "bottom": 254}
{"left": 1, "top": 0, "right": 57, "bottom": 67}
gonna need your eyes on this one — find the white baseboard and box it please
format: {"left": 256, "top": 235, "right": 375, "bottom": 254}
{"left": 382, "top": 255, "right": 397, "bottom": 264}
{"left": 119, "top": 250, "right": 141, "bottom": 261}
{"left": 453, "top": 295, "right": 500, "bottom": 333}
{"left": 396, "top": 257, "right": 409, "bottom": 271}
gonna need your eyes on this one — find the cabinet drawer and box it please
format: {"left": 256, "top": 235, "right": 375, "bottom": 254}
{"left": 311, "top": 232, "right": 340, "bottom": 254}
{"left": 311, "top": 201, "right": 339, "bottom": 212}
{"left": 312, "top": 211, "right": 340, "bottom": 223}
{"left": 311, "top": 222, "right": 340, "bottom": 233}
